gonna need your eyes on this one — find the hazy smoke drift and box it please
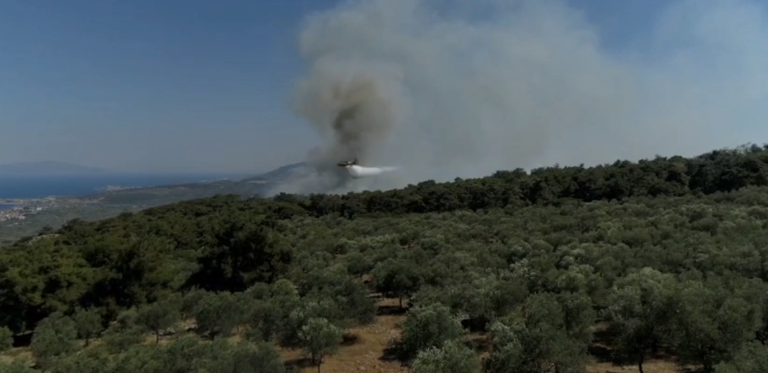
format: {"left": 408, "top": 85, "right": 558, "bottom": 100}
{"left": 292, "top": 60, "right": 405, "bottom": 180}
{"left": 281, "top": 0, "right": 768, "bottom": 195}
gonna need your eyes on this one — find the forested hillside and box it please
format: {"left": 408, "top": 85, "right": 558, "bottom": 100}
{"left": 3, "top": 144, "right": 768, "bottom": 372}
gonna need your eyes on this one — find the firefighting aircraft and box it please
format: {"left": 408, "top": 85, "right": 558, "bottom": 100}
{"left": 336, "top": 157, "right": 397, "bottom": 178}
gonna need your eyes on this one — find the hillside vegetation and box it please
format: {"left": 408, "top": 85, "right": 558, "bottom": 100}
{"left": 0, "top": 181, "right": 266, "bottom": 246}
{"left": 3, "top": 144, "right": 768, "bottom": 372}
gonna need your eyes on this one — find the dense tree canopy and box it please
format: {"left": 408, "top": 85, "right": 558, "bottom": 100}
{"left": 3, "top": 144, "right": 768, "bottom": 371}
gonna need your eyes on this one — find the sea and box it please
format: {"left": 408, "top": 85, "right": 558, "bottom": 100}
{"left": 0, "top": 173, "right": 248, "bottom": 199}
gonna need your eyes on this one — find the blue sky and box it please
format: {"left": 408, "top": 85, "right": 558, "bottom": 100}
{"left": 1, "top": 0, "right": 765, "bottom": 174}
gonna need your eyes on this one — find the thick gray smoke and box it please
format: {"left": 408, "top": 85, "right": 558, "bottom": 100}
{"left": 270, "top": 0, "right": 768, "bottom": 196}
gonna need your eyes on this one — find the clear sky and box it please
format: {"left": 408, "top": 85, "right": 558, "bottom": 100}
{"left": 1, "top": 0, "right": 765, "bottom": 174}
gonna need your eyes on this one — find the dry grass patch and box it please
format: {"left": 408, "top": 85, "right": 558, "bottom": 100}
{"left": 586, "top": 360, "right": 682, "bottom": 373}
{"left": 0, "top": 347, "right": 31, "bottom": 363}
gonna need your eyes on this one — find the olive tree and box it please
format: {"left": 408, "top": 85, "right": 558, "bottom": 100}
{"left": 412, "top": 339, "right": 479, "bottom": 373}
{"left": 297, "top": 317, "right": 343, "bottom": 373}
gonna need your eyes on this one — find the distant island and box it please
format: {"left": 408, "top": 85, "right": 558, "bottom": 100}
{"left": 0, "top": 161, "right": 112, "bottom": 176}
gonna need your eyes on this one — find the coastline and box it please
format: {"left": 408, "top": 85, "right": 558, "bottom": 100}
{"left": 0, "top": 173, "right": 247, "bottom": 200}
{"left": 0, "top": 198, "right": 27, "bottom": 209}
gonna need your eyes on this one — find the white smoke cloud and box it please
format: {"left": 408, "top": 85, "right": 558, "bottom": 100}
{"left": 270, "top": 0, "right": 768, "bottom": 196}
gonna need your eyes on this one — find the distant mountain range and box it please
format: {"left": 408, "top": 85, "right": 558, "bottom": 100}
{"left": 242, "top": 162, "right": 308, "bottom": 183}
{"left": 0, "top": 161, "right": 112, "bottom": 176}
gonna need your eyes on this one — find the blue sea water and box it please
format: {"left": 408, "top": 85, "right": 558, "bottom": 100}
{"left": 0, "top": 204, "right": 16, "bottom": 211}
{"left": 0, "top": 173, "right": 248, "bottom": 199}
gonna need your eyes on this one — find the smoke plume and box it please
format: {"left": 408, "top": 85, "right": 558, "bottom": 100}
{"left": 272, "top": 0, "right": 768, "bottom": 196}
